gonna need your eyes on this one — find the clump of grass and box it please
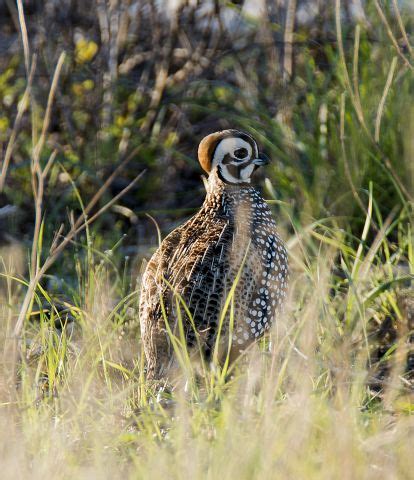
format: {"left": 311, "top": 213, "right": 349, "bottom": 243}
{"left": 2, "top": 162, "right": 414, "bottom": 477}
{"left": 1, "top": 203, "right": 414, "bottom": 478}
{"left": 1, "top": 1, "right": 414, "bottom": 478}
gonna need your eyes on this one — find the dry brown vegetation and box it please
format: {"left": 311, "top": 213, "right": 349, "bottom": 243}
{"left": 1, "top": 1, "right": 414, "bottom": 478}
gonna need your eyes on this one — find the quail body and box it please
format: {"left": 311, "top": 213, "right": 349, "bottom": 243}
{"left": 139, "top": 130, "right": 288, "bottom": 379}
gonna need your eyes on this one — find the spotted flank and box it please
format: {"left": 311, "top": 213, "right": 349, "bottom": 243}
{"left": 139, "top": 130, "right": 289, "bottom": 379}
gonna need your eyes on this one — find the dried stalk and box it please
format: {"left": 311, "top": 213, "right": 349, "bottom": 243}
{"left": 0, "top": 58, "right": 36, "bottom": 192}
{"left": 375, "top": 56, "right": 398, "bottom": 143}
{"left": 16, "top": 0, "right": 30, "bottom": 75}
{"left": 336, "top": 0, "right": 413, "bottom": 202}
{"left": 30, "top": 53, "right": 65, "bottom": 276}
{"left": 352, "top": 25, "right": 362, "bottom": 121}
{"left": 283, "top": 0, "right": 297, "bottom": 83}
{"left": 335, "top": 0, "right": 369, "bottom": 137}
{"left": 374, "top": 0, "right": 414, "bottom": 72}
{"left": 340, "top": 93, "right": 369, "bottom": 218}
{"left": 392, "top": 0, "right": 413, "bottom": 57}
{"left": 10, "top": 4, "right": 146, "bottom": 372}
{"left": 14, "top": 166, "right": 145, "bottom": 339}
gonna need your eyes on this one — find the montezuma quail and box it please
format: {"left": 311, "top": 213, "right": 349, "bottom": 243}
{"left": 139, "top": 130, "right": 288, "bottom": 379}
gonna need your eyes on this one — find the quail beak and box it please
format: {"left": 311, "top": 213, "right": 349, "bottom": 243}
{"left": 252, "top": 152, "right": 270, "bottom": 166}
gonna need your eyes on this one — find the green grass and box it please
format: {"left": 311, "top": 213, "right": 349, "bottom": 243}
{"left": 1, "top": 0, "right": 414, "bottom": 478}
{"left": 1, "top": 190, "right": 413, "bottom": 478}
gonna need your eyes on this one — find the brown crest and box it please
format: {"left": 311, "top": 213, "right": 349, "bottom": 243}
{"left": 197, "top": 132, "right": 223, "bottom": 173}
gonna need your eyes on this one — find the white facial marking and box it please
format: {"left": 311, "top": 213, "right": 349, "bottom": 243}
{"left": 212, "top": 137, "right": 252, "bottom": 168}
{"left": 218, "top": 168, "right": 244, "bottom": 184}
{"left": 212, "top": 136, "right": 259, "bottom": 184}
{"left": 240, "top": 164, "right": 255, "bottom": 181}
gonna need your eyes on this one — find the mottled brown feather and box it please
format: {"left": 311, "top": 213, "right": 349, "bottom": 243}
{"left": 139, "top": 132, "right": 289, "bottom": 380}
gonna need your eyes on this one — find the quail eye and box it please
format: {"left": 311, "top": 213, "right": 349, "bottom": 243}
{"left": 233, "top": 147, "right": 248, "bottom": 160}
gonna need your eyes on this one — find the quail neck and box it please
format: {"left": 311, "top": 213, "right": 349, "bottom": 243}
{"left": 205, "top": 168, "right": 265, "bottom": 219}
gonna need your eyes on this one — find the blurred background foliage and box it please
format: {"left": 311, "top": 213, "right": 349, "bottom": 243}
{"left": 0, "top": 0, "right": 413, "bottom": 270}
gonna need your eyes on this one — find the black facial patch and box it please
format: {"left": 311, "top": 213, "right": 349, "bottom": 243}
{"left": 226, "top": 164, "right": 240, "bottom": 178}
{"left": 238, "top": 133, "right": 254, "bottom": 143}
{"left": 217, "top": 164, "right": 252, "bottom": 185}
{"left": 221, "top": 153, "right": 234, "bottom": 165}
{"left": 234, "top": 147, "right": 248, "bottom": 159}
{"left": 221, "top": 151, "right": 253, "bottom": 181}
{"left": 217, "top": 164, "right": 240, "bottom": 182}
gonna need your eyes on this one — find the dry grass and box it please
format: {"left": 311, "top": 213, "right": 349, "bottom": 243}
{"left": 1, "top": 1, "right": 414, "bottom": 478}
{"left": 1, "top": 197, "right": 414, "bottom": 478}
